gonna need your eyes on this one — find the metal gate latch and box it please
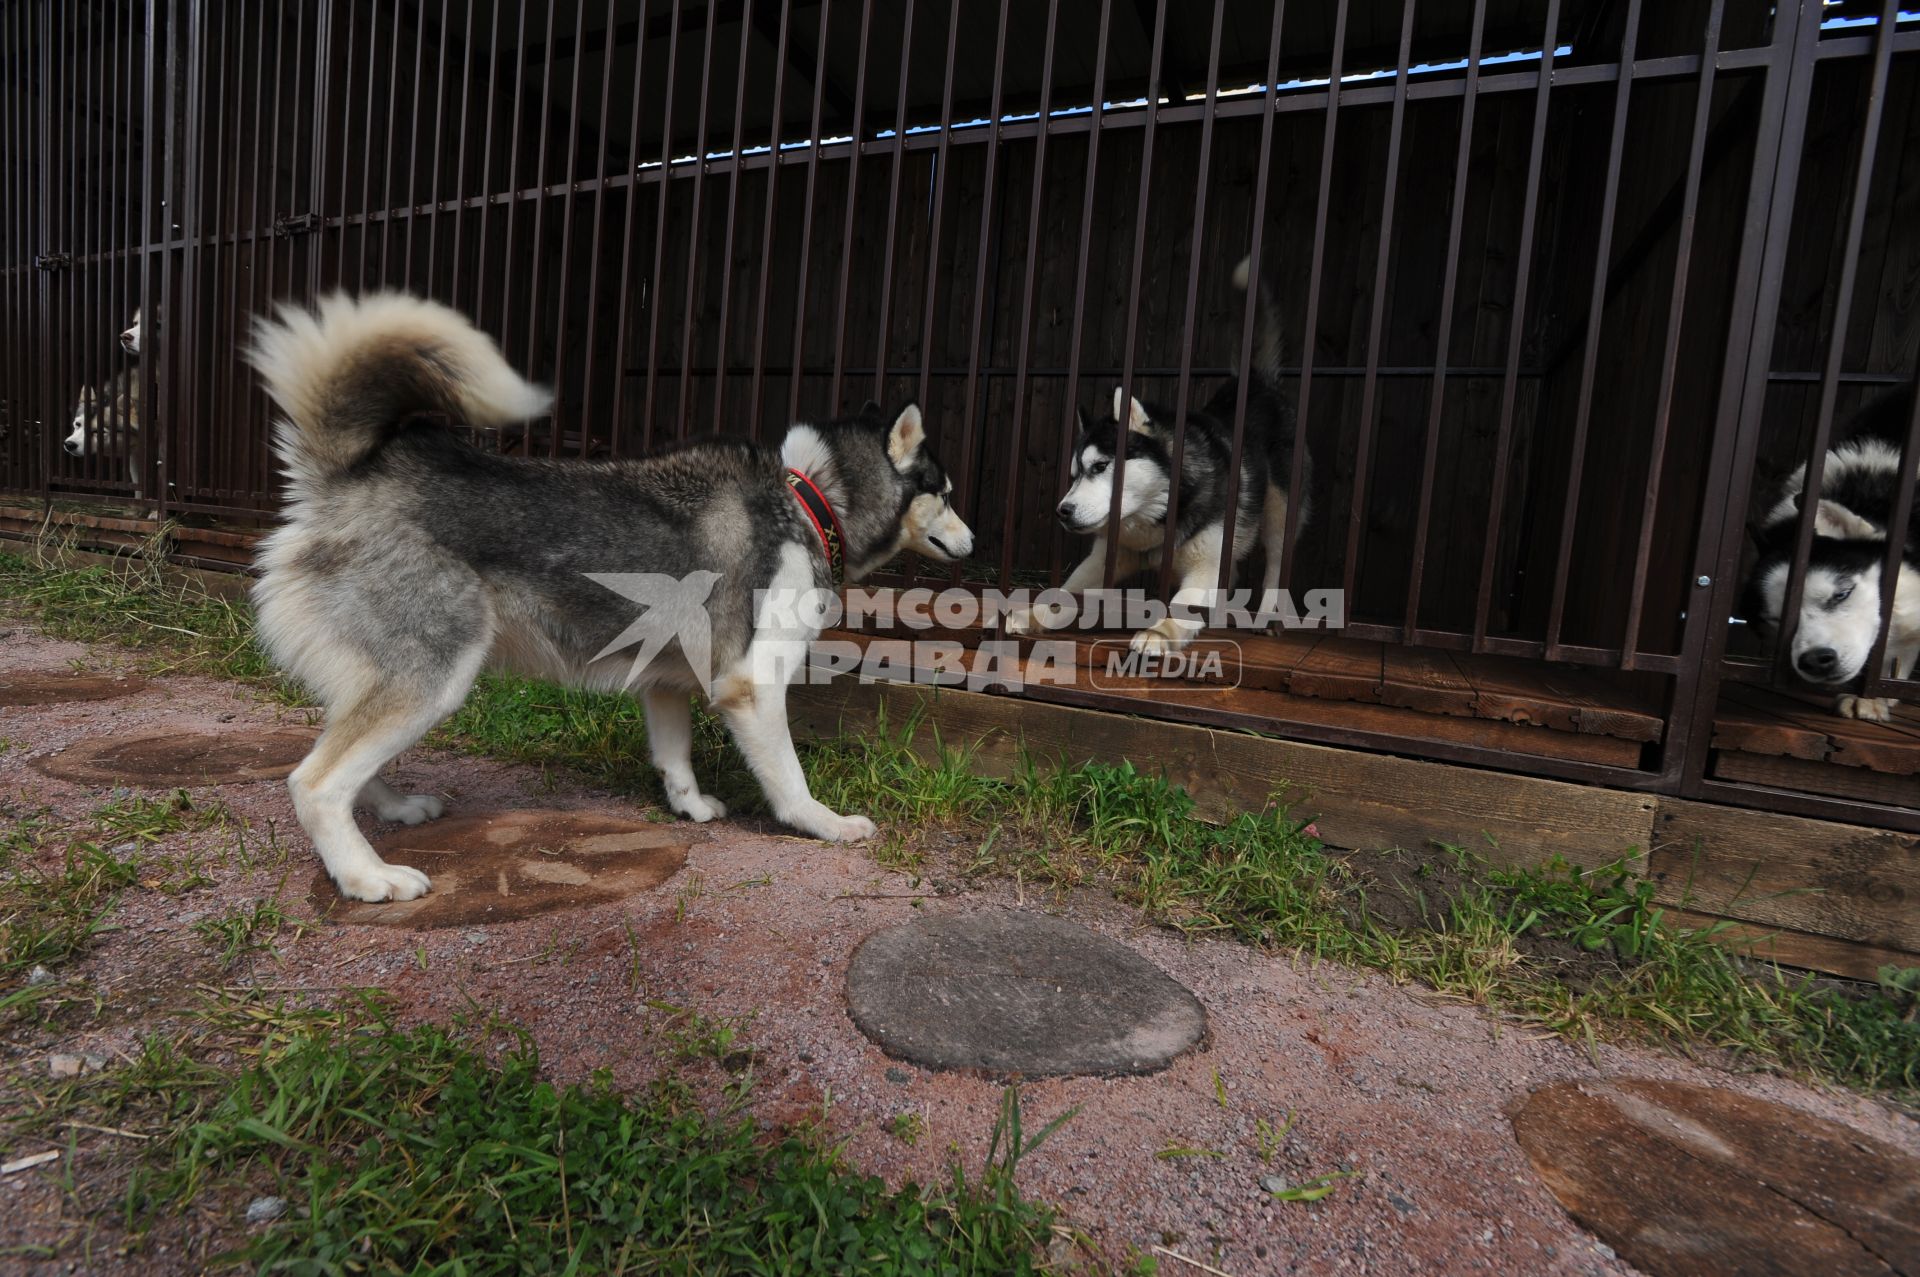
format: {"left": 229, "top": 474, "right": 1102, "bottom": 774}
{"left": 273, "top": 212, "right": 320, "bottom": 238}
{"left": 33, "top": 253, "right": 70, "bottom": 271}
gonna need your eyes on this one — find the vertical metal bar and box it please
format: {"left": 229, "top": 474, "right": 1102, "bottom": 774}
{"left": 1214, "top": 3, "right": 1292, "bottom": 598}
{"left": 1151, "top": 0, "right": 1227, "bottom": 604}
{"left": 1860, "top": 367, "right": 1920, "bottom": 696}
{"left": 137, "top": 0, "right": 158, "bottom": 515}
{"left": 470, "top": 0, "right": 510, "bottom": 319}
{"left": 245, "top": 1, "right": 271, "bottom": 499}
{"left": 826, "top": 0, "right": 876, "bottom": 412}
{"left": 1619, "top": 0, "right": 1723, "bottom": 667}
{"left": 356, "top": 0, "right": 380, "bottom": 290}
{"left": 423, "top": 0, "right": 452, "bottom": 292}
{"left": 79, "top": 0, "right": 98, "bottom": 490}
{"left": 377, "top": 0, "right": 404, "bottom": 285}
{"left": 674, "top": 0, "right": 725, "bottom": 440}
{"left": 1769, "top": 0, "right": 1899, "bottom": 684}
{"left": 575, "top": 0, "right": 625, "bottom": 456}
{"left": 221, "top": 0, "right": 252, "bottom": 504}
{"left": 1337, "top": 0, "right": 1419, "bottom": 610}
{"left": 747, "top": 0, "right": 795, "bottom": 442}
{"left": 154, "top": 0, "right": 180, "bottom": 517}
{"left": 1671, "top": 0, "right": 1822, "bottom": 789}
{"left": 307, "top": 0, "right": 332, "bottom": 308}
{"left": 519, "top": 0, "right": 561, "bottom": 411}
{"left": 1542, "top": 0, "right": 1643, "bottom": 658}
{"left": 1400, "top": 0, "right": 1486, "bottom": 634}
{"left": 488, "top": 0, "right": 531, "bottom": 342}
{"left": 1049, "top": 0, "right": 1112, "bottom": 587}
{"left": 908, "top": 0, "right": 962, "bottom": 431}
{"left": 951, "top": 0, "right": 1011, "bottom": 557}
{"left": 1, "top": 0, "right": 15, "bottom": 488}
{"left": 996, "top": 0, "right": 1061, "bottom": 588}
{"left": 640, "top": 0, "right": 685, "bottom": 449}
{"left": 867, "top": 0, "right": 917, "bottom": 405}
{"left": 448, "top": 0, "right": 478, "bottom": 310}
{"left": 782, "top": 0, "right": 839, "bottom": 426}
{"left": 545, "top": 0, "right": 591, "bottom": 451}
{"left": 1100, "top": 0, "right": 1169, "bottom": 590}
{"left": 38, "top": 0, "right": 55, "bottom": 505}
{"left": 1471, "top": 0, "right": 1561, "bottom": 644}
{"left": 710, "top": 0, "right": 763, "bottom": 434}
{"left": 605, "top": 0, "right": 653, "bottom": 456}
{"left": 201, "top": 0, "right": 226, "bottom": 495}
{"left": 1275, "top": 0, "right": 1349, "bottom": 591}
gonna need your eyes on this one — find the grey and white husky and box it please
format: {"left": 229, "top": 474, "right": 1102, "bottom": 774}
{"left": 1744, "top": 389, "right": 1919, "bottom": 722}
{"left": 1008, "top": 256, "right": 1307, "bottom": 652}
{"left": 248, "top": 293, "right": 974, "bottom": 902}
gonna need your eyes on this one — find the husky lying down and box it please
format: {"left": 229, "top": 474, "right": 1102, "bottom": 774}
{"left": 1008, "top": 256, "right": 1306, "bottom": 652}
{"left": 249, "top": 293, "right": 974, "bottom": 901}
{"left": 1744, "top": 389, "right": 1919, "bottom": 722}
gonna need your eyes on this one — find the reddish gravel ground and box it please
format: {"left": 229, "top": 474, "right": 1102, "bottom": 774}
{"left": 2, "top": 626, "right": 1917, "bottom": 1276}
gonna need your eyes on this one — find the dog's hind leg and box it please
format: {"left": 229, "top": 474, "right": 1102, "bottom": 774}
{"left": 643, "top": 687, "right": 728, "bottom": 822}
{"left": 355, "top": 774, "right": 446, "bottom": 825}
{"left": 291, "top": 655, "right": 483, "bottom": 901}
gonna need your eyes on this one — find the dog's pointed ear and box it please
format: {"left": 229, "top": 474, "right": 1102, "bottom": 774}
{"left": 886, "top": 402, "right": 926, "bottom": 470}
{"left": 1074, "top": 405, "right": 1091, "bottom": 442}
{"left": 859, "top": 399, "right": 883, "bottom": 419}
{"left": 1814, "top": 499, "right": 1880, "bottom": 541}
{"left": 1112, "top": 386, "right": 1152, "bottom": 435}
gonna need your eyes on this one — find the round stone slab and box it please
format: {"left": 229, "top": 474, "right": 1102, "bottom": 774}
{"left": 32, "top": 727, "right": 316, "bottom": 786}
{"left": 1513, "top": 1078, "right": 1920, "bottom": 1277}
{"left": 308, "top": 809, "right": 691, "bottom": 929}
{"left": 0, "top": 669, "right": 149, "bottom": 706}
{"left": 846, "top": 909, "right": 1207, "bottom": 1077}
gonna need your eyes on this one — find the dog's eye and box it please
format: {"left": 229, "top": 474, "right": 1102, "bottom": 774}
{"left": 1831, "top": 584, "right": 1854, "bottom": 605}
{"left": 1090, "top": 461, "right": 1109, "bottom": 476}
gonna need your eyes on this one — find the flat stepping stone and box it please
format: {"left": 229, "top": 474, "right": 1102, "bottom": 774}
{"left": 308, "top": 809, "right": 691, "bottom": 928}
{"left": 32, "top": 727, "right": 316, "bottom": 786}
{"left": 0, "top": 669, "right": 149, "bottom": 706}
{"left": 846, "top": 909, "right": 1207, "bottom": 1077}
{"left": 1513, "top": 1078, "right": 1920, "bottom": 1277}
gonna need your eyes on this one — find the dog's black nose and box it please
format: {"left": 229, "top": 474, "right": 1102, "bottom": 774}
{"left": 1797, "top": 647, "right": 1839, "bottom": 679}
{"left": 62, "top": 440, "right": 81, "bottom": 457}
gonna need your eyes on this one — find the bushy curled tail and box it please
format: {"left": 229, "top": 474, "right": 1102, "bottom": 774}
{"left": 247, "top": 292, "right": 550, "bottom": 491}
{"left": 1230, "top": 255, "right": 1284, "bottom": 388}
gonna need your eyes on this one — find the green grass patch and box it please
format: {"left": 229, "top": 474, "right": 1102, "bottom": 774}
{"left": 41, "top": 993, "right": 1065, "bottom": 1274}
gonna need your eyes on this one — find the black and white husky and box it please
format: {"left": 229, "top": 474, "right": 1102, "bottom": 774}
{"left": 248, "top": 293, "right": 974, "bottom": 901}
{"left": 64, "top": 308, "right": 145, "bottom": 461}
{"left": 1744, "top": 389, "right": 1919, "bottom": 722}
{"left": 1009, "top": 256, "right": 1307, "bottom": 652}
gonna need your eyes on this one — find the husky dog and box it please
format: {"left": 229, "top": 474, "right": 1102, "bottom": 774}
{"left": 121, "top": 306, "right": 146, "bottom": 356}
{"left": 1744, "top": 388, "right": 1919, "bottom": 722}
{"left": 1009, "top": 256, "right": 1306, "bottom": 652}
{"left": 64, "top": 371, "right": 141, "bottom": 460}
{"left": 248, "top": 293, "right": 974, "bottom": 902}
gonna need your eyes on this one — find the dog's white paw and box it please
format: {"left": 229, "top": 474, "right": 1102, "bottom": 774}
{"left": 670, "top": 789, "right": 728, "bottom": 822}
{"left": 1838, "top": 695, "right": 1895, "bottom": 723}
{"left": 1130, "top": 619, "right": 1195, "bottom": 656}
{"left": 789, "top": 805, "right": 877, "bottom": 842}
{"left": 374, "top": 793, "right": 445, "bottom": 825}
{"left": 1003, "top": 606, "right": 1037, "bottom": 635}
{"left": 336, "top": 861, "right": 432, "bottom": 902}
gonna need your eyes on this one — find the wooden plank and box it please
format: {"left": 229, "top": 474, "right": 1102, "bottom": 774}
{"left": 1288, "top": 636, "right": 1385, "bottom": 702}
{"left": 1661, "top": 907, "right": 1917, "bottom": 983}
{"left": 1378, "top": 645, "right": 1478, "bottom": 718}
{"left": 1712, "top": 686, "right": 1834, "bottom": 762}
{"left": 791, "top": 678, "right": 1656, "bottom": 871}
{"left": 1714, "top": 751, "right": 1920, "bottom": 809}
{"left": 1651, "top": 798, "right": 1920, "bottom": 953}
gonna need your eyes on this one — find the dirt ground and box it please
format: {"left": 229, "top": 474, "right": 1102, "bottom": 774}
{"left": 3, "top": 627, "right": 1917, "bottom": 1276}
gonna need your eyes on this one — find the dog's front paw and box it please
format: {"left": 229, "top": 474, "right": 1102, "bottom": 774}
{"left": 669, "top": 788, "right": 729, "bottom": 822}
{"left": 1130, "top": 617, "right": 1196, "bottom": 655}
{"left": 1838, "top": 694, "right": 1896, "bottom": 722}
{"left": 378, "top": 793, "right": 445, "bottom": 825}
{"left": 336, "top": 861, "right": 432, "bottom": 902}
{"left": 788, "top": 803, "right": 877, "bottom": 842}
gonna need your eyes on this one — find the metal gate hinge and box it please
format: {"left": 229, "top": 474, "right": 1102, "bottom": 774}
{"left": 33, "top": 253, "right": 70, "bottom": 271}
{"left": 273, "top": 212, "right": 320, "bottom": 238}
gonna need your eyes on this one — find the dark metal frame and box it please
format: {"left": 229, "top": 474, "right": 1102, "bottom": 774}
{"left": 3, "top": 0, "right": 1917, "bottom": 833}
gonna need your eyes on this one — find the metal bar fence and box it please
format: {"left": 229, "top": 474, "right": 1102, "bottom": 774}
{"left": 2, "top": 0, "right": 1917, "bottom": 833}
